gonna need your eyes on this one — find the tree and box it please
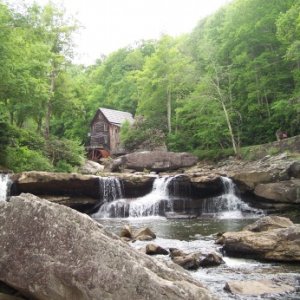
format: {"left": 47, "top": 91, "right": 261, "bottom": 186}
{"left": 136, "top": 35, "right": 196, "bottom": 134}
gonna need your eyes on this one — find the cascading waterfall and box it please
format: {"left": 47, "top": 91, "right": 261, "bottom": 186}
{"left": 202, "top": 176, "right": 261, "bottom": 218}
{"left": 128, "top": 176, "right": 174, "bottom": 217}
{"left": 0, "top": 174, "right": 11, "bottom": 202}
{"left": 92, "top": 177, "right": 124, "bottom": 218}
{"left": 93, "top": 176, "right": 176, "bottom": 218}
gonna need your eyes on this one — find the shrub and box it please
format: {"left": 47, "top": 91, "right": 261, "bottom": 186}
{"left": 6, "top": 146, "right": 53, "bottom": 172}
{"left": 120, "top": 117, "right": 166, "bottom": 151}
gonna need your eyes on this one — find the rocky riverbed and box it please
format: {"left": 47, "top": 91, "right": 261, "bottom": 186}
{"left": 8, "top": 152, "right": 300, "bottom": 216}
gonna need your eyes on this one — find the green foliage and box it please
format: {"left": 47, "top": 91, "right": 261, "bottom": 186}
{"left": 193, "top": 148, "right": 235, "bottom": 161}
{"left": 45, "top": 137, "right": 84, "bottom": 168}
{"left": 120, "top": 117, "right": 165, "bottom": 151}
{"left": 6, "top": 146, "right": 53, "bottom": 173}
{"left": 1, "top": 0, "right": 300, "bottom": 170}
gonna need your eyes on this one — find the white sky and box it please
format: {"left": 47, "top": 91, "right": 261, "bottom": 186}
{"left": 19, "top": 0, "right": 231, "bottom": 65}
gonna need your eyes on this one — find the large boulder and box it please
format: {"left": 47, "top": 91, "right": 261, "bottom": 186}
{"left": 79, "top": 160, "right": 104, "bottom": 175}
{"left": 111, "top": 151, "right": 198, "bottom": 172}
{"left": 254, "top": 180, "right": 300, "bottom": 203}
{"left": 217, "top": 217, "right": 300, "bottom": 261}
{"left": 0, "top": 194, "right": 215, "bottom": 300}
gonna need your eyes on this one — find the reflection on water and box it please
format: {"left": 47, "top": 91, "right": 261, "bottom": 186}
{"left": 95, "top": 217, "right": 255, "bottom": 240}
{"left": 95, "top": 217, "right": 300, "bottom": 300}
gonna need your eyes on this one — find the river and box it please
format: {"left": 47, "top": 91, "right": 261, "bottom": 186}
{"left": 92, "top": 175, "right": 300, "bottom": 299}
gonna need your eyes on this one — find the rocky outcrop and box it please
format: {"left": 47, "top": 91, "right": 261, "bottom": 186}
{"left": 111, "top": 151, "right": 198, "bottom": 172}
{"left": 254, "top": 179, "right": 300, "bottom": 203}
{"left": 79, "top": 160, "right": 104, "bottom": 175}
{"left": 118, "top": 174, "right": 155, "bottom": 198}
{"left": 11, "top": 171, "right": 100, "bottom": 212}
{"left": 217, "top": 216, "right": 300, "bottom": 261}
{"left": 0, "top": 194, "right": 215, "bottom": 300}
{"left": 185, "top": 153, "right": 300, "bottom": 210}
{"left": 224, "top": 280, "right": 295, "bottom": 296}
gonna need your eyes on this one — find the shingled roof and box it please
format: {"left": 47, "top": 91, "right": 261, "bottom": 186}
{"left": 99, "top": 108, "right": 134, "bottom": 126}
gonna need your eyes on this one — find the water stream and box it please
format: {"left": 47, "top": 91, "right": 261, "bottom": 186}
{"left": 96, "top": 217, "right": 300, "bottom": 300}
{"left": 0, "top": 174, "right": 10, "bottom": 202}
{"left": 92, "top": 175, "right": 299, "bottom": 299}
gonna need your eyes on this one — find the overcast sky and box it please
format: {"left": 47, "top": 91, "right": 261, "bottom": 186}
{"left": 21, "top": 0, "right": 231, "bottom": 65}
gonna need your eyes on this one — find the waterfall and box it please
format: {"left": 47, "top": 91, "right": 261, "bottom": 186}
{"left": 128, "top": 176, "right": 174, "bottom": 217}
{"left": 93, "top": 176, "right": 176, "bottom": 218}
{"left": 202, "top": 176, "right": 261, "bottom": 219}
{"left": 92, "top": 177, "right": 124, "bottom": 218}
{"left": 0, "top": 174, "right": 11, "bottom": 202}
{"left": 99, "top": 177, "right": 123, "bottom": 202}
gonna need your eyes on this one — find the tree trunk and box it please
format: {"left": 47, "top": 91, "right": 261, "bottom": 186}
{"left": 45, "top": 69, "right": 55, "bottom": 139}
{"left": 221, "top": 101, "right": 238, "bottom": 155}
{"left": 212, "top": 63, "right": 238, "bottom": 155}
{"left": 167, "top": 87, "right": 172, "bottom": 134}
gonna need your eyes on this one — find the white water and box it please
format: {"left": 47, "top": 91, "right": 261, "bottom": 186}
{"left": 93, "top": 176, "right": 176, "bottom": 218}
{"left": 128, "top": 176, "right": 174, "bottom": 217}
{"left": 0, "top": 174, "right": 10, "bottom": 201}
{"left": 202, "top": 176, "right": 262, "bottom": 219}
{"left": 92, "top": 177, "right": 124, "bottom": 218}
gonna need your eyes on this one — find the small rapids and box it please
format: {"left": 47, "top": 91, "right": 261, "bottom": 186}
{"left": 96, "top": 217, "right": 300, "bottom": 300}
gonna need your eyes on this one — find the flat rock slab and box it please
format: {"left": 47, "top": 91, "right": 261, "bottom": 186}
{"left": 0, "top": 194, "right": 215, "bottom": 300}
{"left": 225, "top": 280, "right": 295, "bottom": 296}
{"left": 254, "top": 179, "right": 300, "bottom": 203}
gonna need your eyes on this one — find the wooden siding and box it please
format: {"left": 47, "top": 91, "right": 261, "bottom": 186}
{"left": 109, "top": 124, "right": 120, "bottom": 152}
{"left": 90, "top": 112, "right": 110, "bottom": 149}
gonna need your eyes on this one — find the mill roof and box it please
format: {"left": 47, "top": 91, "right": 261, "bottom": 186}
{"left": 99, "top": 107, "right": 134, "bottom": 126}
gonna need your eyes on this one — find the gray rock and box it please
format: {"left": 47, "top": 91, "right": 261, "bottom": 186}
{"left": 254, "top": 180, "right": 300, "bottom": 203}
{"left": 224, "top": 280, "right": 295, "bottom": 296}
{"left": 217, "top": 217, "right": 300, "bottom": 261}
{"left": 288, "top": 161, "right": 300, "bottom": 178}
{"left": 199, "top": 253, "right": 224, "bottom": 268}
{"left": 134, "top": 227, "right": 156, "bottom": 241}
{"left": 172, "top": 253, "right": 200, "bottom": 270}
{"left": 0, "top": 194, "right": 215, "bottom": 300}
{"left": 12, "top": 171, "right": 100, "bottom": 199}
{"left": 146, "top": 244, "right": 169, "bottom": 255}
{"left": 11, "top": 171, "right": 100, "bottom": 213}
{"left": 120, "top": 224, "right": 132, "bottom": 239}
{"left": 112, "top": 151, "right": 198, "bottom": 172}
{"left": 244, "top": 216, "right": 294, "bottom": 232}
{"left": 79, "top": 160, "right": 104, "bottom": 175}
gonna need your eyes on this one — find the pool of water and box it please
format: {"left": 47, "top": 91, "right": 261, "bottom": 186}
{"left": 95, "top": 216, "right": 300, "bottom": 299}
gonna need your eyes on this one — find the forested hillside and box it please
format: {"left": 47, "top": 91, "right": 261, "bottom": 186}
{"left": 0, "top": 0, "right": 299, "bottom": 172}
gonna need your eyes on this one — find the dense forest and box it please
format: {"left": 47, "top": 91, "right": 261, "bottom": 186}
{"left": 0, "top": 0, "right": 299, "bottom": 172}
